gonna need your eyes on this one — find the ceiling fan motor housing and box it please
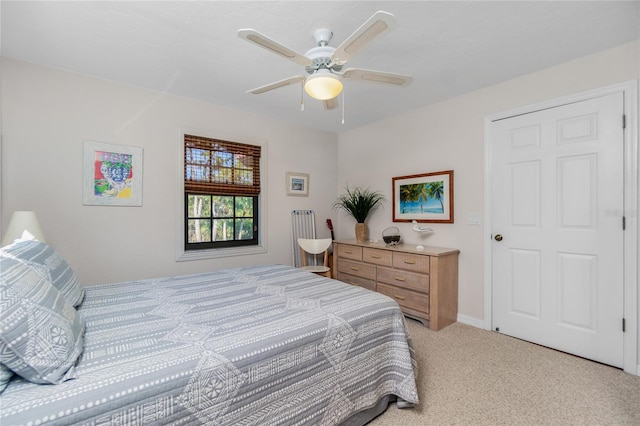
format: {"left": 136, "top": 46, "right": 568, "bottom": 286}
{"left": 304, "top": 45, "right": 342, "bottom": 74}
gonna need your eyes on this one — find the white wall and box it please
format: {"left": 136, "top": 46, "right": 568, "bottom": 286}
{"left": 336, "top": 41, "right": 639, "bottom": 325}
{"left": 1, "top": 59, "right": 338, "bottom": 284}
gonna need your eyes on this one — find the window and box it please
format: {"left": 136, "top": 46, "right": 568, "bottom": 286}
{"left": 184, "top": 134, "right": 261, "bottom": 250}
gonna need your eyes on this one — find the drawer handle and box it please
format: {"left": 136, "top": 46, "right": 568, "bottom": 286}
{"left": 403, "top": 259, "right": 416, "bottom": 264}
{"left": 344, "top": 250, "right": 353, "bottom": 254}
{"left": 350, "top": 282, "right": 360, "bottom": 287}
{"left": 350, "top": 266, "right": 360, "bottom": 271}
{"left": 370, "top": 254, "right": 381, "bottom": 259}
{"left": 394, "top": 276, "right": 406, "bottom": 282}
{"left": 394, "top": 295, "right": 406, "bottom": 300}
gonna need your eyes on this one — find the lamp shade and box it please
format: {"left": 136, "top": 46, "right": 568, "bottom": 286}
{"left": 2, "top": 211, "right": 47, "bottom": 246}
{"left": 304, "top": 70, "right": 343, "bottom": 101}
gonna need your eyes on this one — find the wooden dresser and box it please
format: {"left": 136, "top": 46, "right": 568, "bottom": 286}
{"left": 333, "top": 240, "right": 459, "bottom": 331}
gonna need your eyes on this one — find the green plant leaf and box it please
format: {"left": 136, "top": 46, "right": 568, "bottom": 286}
{"left": 333, "top": 185, "right": 385, "bottom": 223}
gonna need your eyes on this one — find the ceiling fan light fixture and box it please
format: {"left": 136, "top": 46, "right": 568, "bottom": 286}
{"left": 304, "top": 70, "right": 343, "bottom": 100}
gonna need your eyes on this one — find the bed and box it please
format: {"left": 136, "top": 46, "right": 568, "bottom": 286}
{"left": 0, "top": 240, "right": 418, "bottom": 425}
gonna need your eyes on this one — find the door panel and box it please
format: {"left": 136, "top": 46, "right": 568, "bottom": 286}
{"left": 510, "top": 248, "right": 541, "bottom": 318}
{"left": 491, "top": 92, "right": 624, "bottom": 368}
{"left": 511, "top": 160, "right": 540, "bottom": 227}
{"left": 557, "top": 252, "right": 596, "bottom": 330}
{"left": 557, "top": 154, "right": 596, "bottom": 229}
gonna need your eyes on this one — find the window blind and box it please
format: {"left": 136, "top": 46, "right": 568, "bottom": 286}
{"left": 184, "top": 134, "right": 261, "bottom": 196}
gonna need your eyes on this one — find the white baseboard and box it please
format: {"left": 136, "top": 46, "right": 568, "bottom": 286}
{"left": 457, "top": 314, "right": 485, "bottom": 329}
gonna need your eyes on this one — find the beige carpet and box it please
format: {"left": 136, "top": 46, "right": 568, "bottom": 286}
{"left": 370, "top": 319, "right": 640, "bottom": 425}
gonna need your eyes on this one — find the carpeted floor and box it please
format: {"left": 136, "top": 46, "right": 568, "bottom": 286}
{"left": 370, "top": 319, "right": 640, "bottom": 425}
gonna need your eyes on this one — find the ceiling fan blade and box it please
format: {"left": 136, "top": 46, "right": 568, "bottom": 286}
{"left": 323, "top": 97, "right": 339, "bottom": 111}
{"left": 238, "top": 29, "right": 312, "bottom": 66}
{"left": 342, "top": 68, "right": 412, "bottom": 87}
{"left": 331, "top": 11, "right": 396, "bottom": 65}
{"left": 247, "top": 75, "right": 305, "bottom": 95}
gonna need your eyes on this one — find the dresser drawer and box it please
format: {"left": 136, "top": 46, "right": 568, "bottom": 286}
{"left": 377, "top": 266, "right": 429, "bottom": 293}
{"left": 338, "top": 259, "right": 376, "bottom": 280}
{"left": 337, "top": 272, "right": 376, "bottom": 291}
{"left": 393, "top": 252, "right": 430, "bottom": 274}
{"left": 337, "top": 244, "right": 363, "bottom": 261}
{"left": 377, "top": 282, "right": 429, "bottom": 315}
{"left": 363, "top": 247, "right": 393, "bottom": 266}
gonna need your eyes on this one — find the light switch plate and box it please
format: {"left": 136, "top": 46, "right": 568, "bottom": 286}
{"left": 468, "top": 213, "right": 481, "bottom": 225}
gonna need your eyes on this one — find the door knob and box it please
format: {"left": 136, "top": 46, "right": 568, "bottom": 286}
{"left": 494, "top": 234, "right": 503, "bottom": 242}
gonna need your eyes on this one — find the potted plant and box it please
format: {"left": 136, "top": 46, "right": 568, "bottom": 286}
{"left": 333, "top": 185, "right": 385, "bottom": 243}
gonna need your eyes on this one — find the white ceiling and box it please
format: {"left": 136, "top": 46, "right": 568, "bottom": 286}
{"left": 2, "top": 1, "right": 639, "bottom": 134}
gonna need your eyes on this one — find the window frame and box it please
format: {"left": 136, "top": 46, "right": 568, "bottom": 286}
{"left": 176, "top": 130, "right": 267, "bottom": 262}
{"left": 184, "top": 193, "right": 259, "bottom": 250}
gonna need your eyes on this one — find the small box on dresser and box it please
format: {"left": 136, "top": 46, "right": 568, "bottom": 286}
{"left": 333, "top": 240, "right": 459, "bottom": 331}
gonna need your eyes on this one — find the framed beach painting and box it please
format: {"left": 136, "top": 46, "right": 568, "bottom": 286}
{"left": 392, "top": 170, "right": 454, "bottom": 223}
{"left": 286, "top": 172, "right": 309, "bottom": 197}
{"left": 83, "top": 141, "right": 143, "bottom": 206}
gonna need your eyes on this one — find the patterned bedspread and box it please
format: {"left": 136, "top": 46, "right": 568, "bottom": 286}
{"left": 0, "top": 264, "right": 418, "bottom": 425}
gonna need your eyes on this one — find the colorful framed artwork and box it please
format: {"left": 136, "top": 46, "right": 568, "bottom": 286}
{"left": 392, "top": 170, "right": 454, "bottom": 223}
{"left": 83, "top": 141, "right": 143, "bottom": 206}
{"left": 286, "top": 172, "right": 309, "bottom": 197}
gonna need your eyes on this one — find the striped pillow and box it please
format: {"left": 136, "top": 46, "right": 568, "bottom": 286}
{"left": 0, "top": 364, "right": 13, "bottom": 393}
{"left": 0, "top": 255, "right": 85, "bottom": 384}
{"left": 0, "top": 240, "right": 84, "bottom": 306}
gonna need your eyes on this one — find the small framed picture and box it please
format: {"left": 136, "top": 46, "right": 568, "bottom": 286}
{"left": 83, "top": 141, "right": 143, "bottom": 206}
{"left": 286, "top": 172, "right": 309, "bottom": 197}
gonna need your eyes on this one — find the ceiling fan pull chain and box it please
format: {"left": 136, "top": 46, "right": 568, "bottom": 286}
{"left": 300, "top": 81, "right": 305, "bottom": 111}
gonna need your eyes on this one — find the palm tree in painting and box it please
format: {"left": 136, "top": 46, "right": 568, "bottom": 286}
{"left": 400, "top": 184, "right": 429, "bottom": 213}
{"left": 399, "top": 185, "right": 413, "bottom": 213}
{"left": 412, "top": 184, "right": 429, "bottom": 213}
{"left": 426, "top": 181, "right": 445, "bottom": 212}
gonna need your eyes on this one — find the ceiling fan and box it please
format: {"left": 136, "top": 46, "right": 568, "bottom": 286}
{"left": 237, "top": 11, "right": 412, "bottom": 110}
